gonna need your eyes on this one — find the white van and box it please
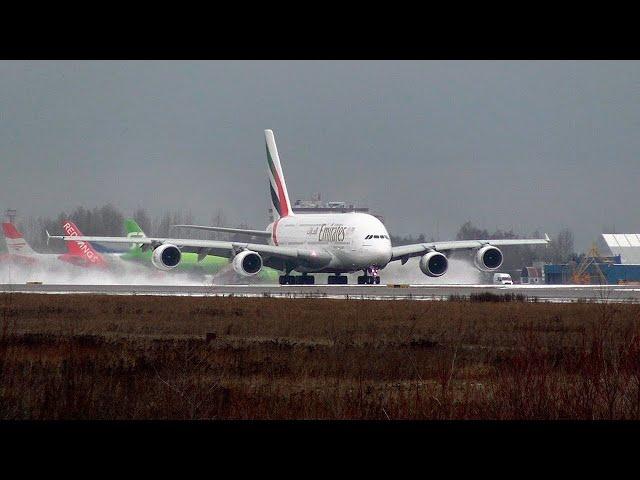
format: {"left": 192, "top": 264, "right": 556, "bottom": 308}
{"left": 493, "top": 273, "right": 513, "bottom": 285}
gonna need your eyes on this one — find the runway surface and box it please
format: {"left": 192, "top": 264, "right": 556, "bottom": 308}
{"left": 2, "top": 283, "right": 640, "bottom": 303}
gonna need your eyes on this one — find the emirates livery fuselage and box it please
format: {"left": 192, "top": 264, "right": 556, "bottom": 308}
{"left": 267, "top": 212, "right": 391, "bottom": 273}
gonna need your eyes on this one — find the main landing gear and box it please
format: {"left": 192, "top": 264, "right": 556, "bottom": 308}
{"left": 279, "top": 274, "right": 315, "bottom": 285}
{"left": 357, "top": 275, "right": 380, "bottom": 285}
{"left": 357, "top": 266, "right": 381, "bottom": 285}
{"left": 328, "top": 275, "right": 348, "bottom": 285}
{"left": 358, "top": 275, "right": 380, "bottom": 285}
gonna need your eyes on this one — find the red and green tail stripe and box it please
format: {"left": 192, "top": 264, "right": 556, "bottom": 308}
{"left": 266, "top": 131, "right": 292, "bottom": 218}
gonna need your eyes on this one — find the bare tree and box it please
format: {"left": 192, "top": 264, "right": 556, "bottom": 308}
{"left": 132, "top": 208, "right": 152, "bottom": 234}
{"left": 550, "top": 228, "right": 575, "bottom": 264}
{"left": 209, "top": 209, "right": 227, "bottom": 241}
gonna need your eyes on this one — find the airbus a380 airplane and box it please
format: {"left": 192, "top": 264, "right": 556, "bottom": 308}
{"left": 49, "top": 130, "right": 550, "bottom": 285}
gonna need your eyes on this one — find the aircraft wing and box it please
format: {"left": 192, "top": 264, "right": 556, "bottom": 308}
{"left": 390, "top": 234, "right": 550, "bottom": 263}
{"left": 46, "top": 233, "right": 332, "bottom": 270}
{"left": 173, "top": 224, "right": 272, "bottom": 238}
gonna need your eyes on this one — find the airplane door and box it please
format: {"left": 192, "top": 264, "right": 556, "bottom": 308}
{"left": 349, "top": 226, "right": 357, "bottom": 251}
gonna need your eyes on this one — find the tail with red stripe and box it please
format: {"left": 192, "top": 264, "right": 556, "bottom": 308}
{"left": 265, "top": 129, "right": 294, "bottom": 220}
{"left": 2, "top": 223, "right": 37, "bottom": 255}
{"left": 61, "top": 221, "right": 107, "bottom": 267}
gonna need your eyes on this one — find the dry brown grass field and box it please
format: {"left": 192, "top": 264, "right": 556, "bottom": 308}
{"left": 2, "top": 292, "right": 640, "bottom": 420}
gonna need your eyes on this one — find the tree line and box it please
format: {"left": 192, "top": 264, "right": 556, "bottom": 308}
{"left": 1, "top": 204, "right": 247, "bottom": 253}
{"left": 454, "top": 221, "right": 575, "bottom": 275}
{"left": 2, "top": 205, "right": 576, "bottom": 271}
{"left": 391, "top": 220, "right": 576, "bottom": 277}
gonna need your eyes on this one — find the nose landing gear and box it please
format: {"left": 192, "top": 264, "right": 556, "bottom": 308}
{"left": 358, "top": 266, "right": 381, "bottom": 285}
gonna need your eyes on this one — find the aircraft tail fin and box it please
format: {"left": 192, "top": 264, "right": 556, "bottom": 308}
{"left": 124, "top": 218, "right": 146, "bottom": 251}
{"left": 125, "top": 218, "right": 146, "bottom": 237}
{"left": 61, "top": 221, "right": 107, "bottom": 266}
{"left": 2, "top": 223, "right": 37, "bottom": 255}
{"left": 265, "top": 129, "right": 294, "bottom": 220}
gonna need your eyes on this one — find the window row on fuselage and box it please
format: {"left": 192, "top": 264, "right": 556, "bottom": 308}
{"left": 365, "top": 235, "right": 389, "bottom": 240}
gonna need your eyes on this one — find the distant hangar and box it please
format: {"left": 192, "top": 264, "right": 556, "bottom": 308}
{"left": 544, "top": 233, "right": 640, "bottom": 285}
{"left": 601, "top": 234, "right": 640, "bottom": 264}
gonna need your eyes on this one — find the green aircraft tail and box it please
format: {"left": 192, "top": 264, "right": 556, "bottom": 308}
{"left": 125, "top": 218, "right": 144, "bottom": 236}
{"left": 121, "top": 217, "right": 278, "bottom": 282}
{"left": 124, "top": 218, "right": 146, "bottom": 253}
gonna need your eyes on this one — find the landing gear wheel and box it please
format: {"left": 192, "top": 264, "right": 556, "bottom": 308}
{"left": 294, "top": 275, "right": 315, "bottom": 285}
{"left": 279, "top": 275, "right": 295, "bottom": 285}
{"left": 281, "top": 275, "right": 315, "bottom": 285}
{"left": 358, "top": 275, "right": 378, "bottom": 285}
{"left": 328, "top": 275, "right": 348, "bottom": 285}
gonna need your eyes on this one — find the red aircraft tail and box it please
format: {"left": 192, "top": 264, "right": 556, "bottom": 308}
{"left": 2, "top": 222, "right": 37, "bottom": 255}
{"left": 60, "top": 221, "right": 107, "bottom": 268}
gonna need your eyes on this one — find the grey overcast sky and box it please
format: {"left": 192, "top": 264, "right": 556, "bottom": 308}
{"left": 1, "top": 61, "right": 638, "bottom": 250}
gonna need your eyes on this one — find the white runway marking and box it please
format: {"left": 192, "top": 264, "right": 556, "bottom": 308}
{"left": 1, "top": 283, "right": 640, "bottom": 303}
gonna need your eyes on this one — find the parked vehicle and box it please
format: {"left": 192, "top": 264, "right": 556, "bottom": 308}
{"left": 493, "top": 273, "right": 513, "bottom": 285}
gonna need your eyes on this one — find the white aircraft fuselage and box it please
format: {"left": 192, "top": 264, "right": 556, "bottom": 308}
{"left": 267, "top": 212, "right": 392, "bottom": 273}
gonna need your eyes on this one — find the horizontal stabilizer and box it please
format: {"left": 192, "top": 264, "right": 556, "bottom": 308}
{"left": 173, "top": 224, "right": 272, "bottom": 238}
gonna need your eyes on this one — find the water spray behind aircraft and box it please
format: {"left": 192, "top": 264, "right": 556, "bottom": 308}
{"left": 381, "top": 255, "right": 482, "bottom": 285}
{"left": 0, "top": 262, "right": 211, "bottom": 286}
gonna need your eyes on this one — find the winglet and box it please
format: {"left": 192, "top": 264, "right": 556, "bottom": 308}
{"left": 544, "top": 233, "right": 550, "bottom": 242}
{"left": 46, "top": 230, "right": 51, "bottom": 246}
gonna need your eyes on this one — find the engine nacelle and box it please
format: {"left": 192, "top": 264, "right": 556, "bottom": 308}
{"left": 232, "top": 250, "right": 263, "bottom": 277}
{"left": 151, "top": 244, "right": 182, "bottom": 271}
{"left": 474, "top": 245, "right": 503, "bottom": 271}
{"left": 419, "top": 251, "right": 448, "bottom": 277}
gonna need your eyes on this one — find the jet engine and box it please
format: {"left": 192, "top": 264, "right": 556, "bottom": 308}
{"left": 474, "top": 245, "right": 503, "bottom": 271}
{"left": 232, "top": 250, "right": 263, "bottom": 276}
{"left": 419, "top": 251, "right": 448, "bottom": 277}
{"left": 151, "top": 244, "right": 182, "bottom": 271}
